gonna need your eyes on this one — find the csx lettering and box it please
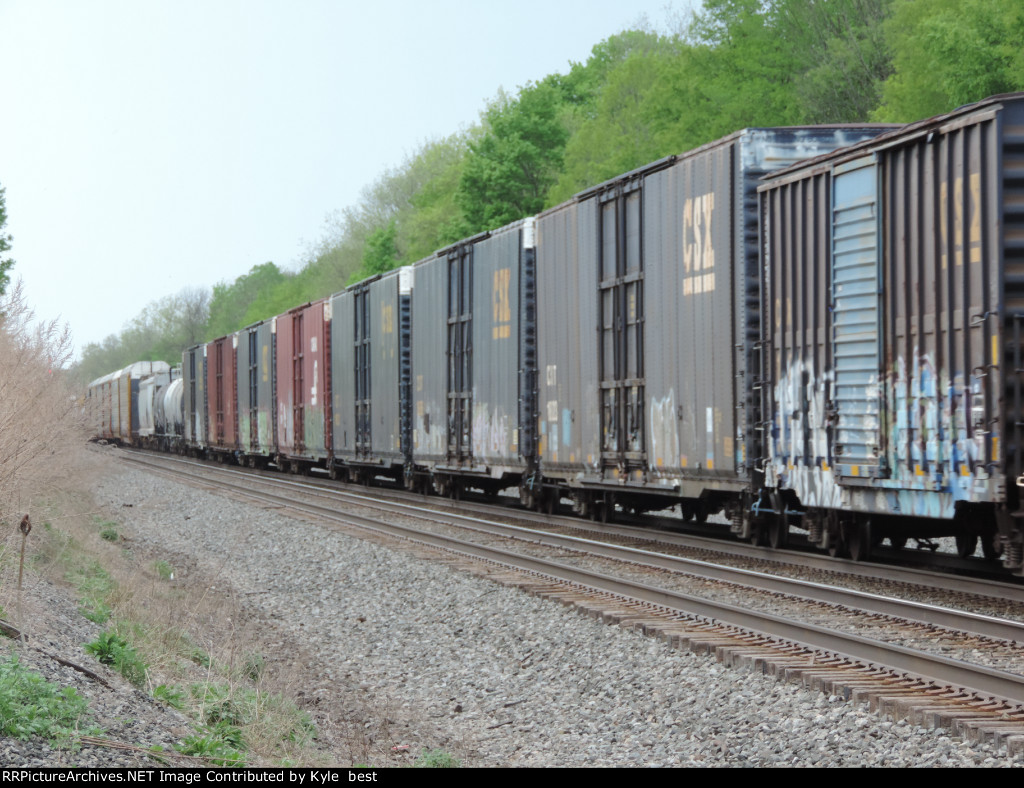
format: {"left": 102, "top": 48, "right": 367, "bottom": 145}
{"left": 683, "top": 193, "right": 715, "bottom": 274}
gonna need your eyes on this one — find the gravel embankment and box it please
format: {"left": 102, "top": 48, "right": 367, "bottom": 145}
{"left": 5, "top": 453, "right": 1023, "bottom": 767}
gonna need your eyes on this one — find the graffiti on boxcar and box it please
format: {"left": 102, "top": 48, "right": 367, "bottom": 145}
{"left": 472, "top": 402, "right": 511, "bottom": 459}
{"left": 883, "top": 348, "right": 983, "bottom": 503}
{"left": 769, "top": 359, "right": 841, "bottom": 508}
{"left": 649, "top": 390, "right": 680, "bottom": 472}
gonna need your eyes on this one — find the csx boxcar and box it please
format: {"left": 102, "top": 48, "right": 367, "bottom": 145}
{"left": 534, "top": 127, "right": 890, "bottom": 524}
{"left": 410, "top": 219, "right": 535, "bottom": 496}
{"left": 759, "top": 93, "right": 1024, "bottom": 569}
{"left": 330, "top": 266, "right": 412, "bottom": 483}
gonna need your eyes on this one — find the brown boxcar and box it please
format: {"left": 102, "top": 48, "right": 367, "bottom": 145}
{"left": 205, "top": 335, "right": 238, "bottom": 458}
{"left": 274, "top": 299, "right": 331, "bottom": 471}
{"left": 535, "top": 127, "right": 890, "bottom": 523}
{"left": 759, "top": 93, "right": 1024, "bottom": 569}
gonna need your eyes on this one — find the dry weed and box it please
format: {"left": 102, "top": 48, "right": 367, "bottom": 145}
{"left": 0, "top": 280, "right": 83, "bottom": 525}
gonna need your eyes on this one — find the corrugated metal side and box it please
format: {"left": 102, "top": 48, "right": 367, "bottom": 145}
{"left": 762, "top": 104, "right": 1014, "bottom": 518}
{"left": 536, "top": 199, "right": 601, "bottom": 479}
{"left": 645, "top": 145, "right": 736, "bottom": 488}
{"left": 762, "top": 170, "right": 838, "bottom": 507}
{"left": 1003, "top": 102, "right": 1024, "bottom": 492}
{"left": 470, "top": 222, "right": 526, "bottom": 475}
{"left": 872, "top": 108, "right": 1004, "bottom": 514}
{"left": 411, "top": 254, "right": 449, "bottom": 465}
{"left": 303, "top": 301, "right": 329, "bottom": 460}
{"left": 206, "top": 336, "right": 237, "bottom": 451}
{"left": 236, "top": 323, "right": 273, "bottom": 456}
{"left": 183, "top": 345, "right": 207, "bottom": 448}
{"left": 274, "top": 311, "right": 297, "bottom": 456}
{"left": 369, "top": 273, "right": 403, "bottom": 463}
{"left": 330, "top": 290, "right": 356, "bottom": 460}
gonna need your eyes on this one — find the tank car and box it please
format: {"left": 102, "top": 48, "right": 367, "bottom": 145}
{"left": 758, "top": 93, "right": 1024, "bottom": 572}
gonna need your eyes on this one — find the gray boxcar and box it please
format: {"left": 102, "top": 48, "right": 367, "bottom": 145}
{"left": 410, "top": 219, "right": 535, "bottom": 496}
{"left": 182, "top": 344, "right": 207, "bottom": 452}
{"left": 535, "top": 126, "right": 891, "bottom": 523}
{"left": 330, "top": 267, "right": 412, "bottom": 482}
{"left": 760, "top": 94, "right": 1024, "bottom": 569}
{"left": 235, "top": 320, "right": 275, "bottom": 465}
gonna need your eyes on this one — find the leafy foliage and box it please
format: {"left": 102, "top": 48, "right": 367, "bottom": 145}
{"left": 0, "top": 656, "right": 98, "bottom": 742}
{"left": 0, "top": 184, "right": 13, "bottom": 296}
{"left": 457, "top": 82, "right": 569, "bottom": 233}
{"left": 75, "top": 0, "right": 1024, "bottom": 375}
{"left": 873, "top": 0, "right": 1024, "bottom": 121}
{"left": 85, "top": 631, "right": 148, "bottom": 687}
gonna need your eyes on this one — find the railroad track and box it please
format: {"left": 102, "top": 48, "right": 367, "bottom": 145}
{"left": 110, "top": 447, "right": 1024, "bottom": 751}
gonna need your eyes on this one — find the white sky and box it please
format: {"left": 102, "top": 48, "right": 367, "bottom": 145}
{"left": 0, "top": 0, "right": 688, "bottom": 357}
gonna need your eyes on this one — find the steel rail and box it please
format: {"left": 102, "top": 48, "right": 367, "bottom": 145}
{"left": 114, "top": 449, "right": 1024, "bottom": 707}
{"left": 117, "top": 450, "right": 1024, "bottom": 644}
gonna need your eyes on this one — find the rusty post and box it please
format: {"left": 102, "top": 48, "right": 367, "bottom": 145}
{"left": 17, "top": 514, "right": 30, "bottom": 592}
{"left": 16, "top": 514, "right": 30, "bottom": 643}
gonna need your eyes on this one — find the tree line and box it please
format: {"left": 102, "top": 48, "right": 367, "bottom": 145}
{"left": 71, "top": 0, "right": 1024, "bottom": 384}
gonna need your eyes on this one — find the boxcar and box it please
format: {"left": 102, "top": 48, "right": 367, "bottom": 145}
{"left": 182, "top": 344, "right": 207, "bottom": 453}
{"left": 534, "top": 126, "right": 891, "bottom": 524}
{"left": 330, "top": 266, "right": 413, "bottom": 484}
{"left": 410, "top": 219, "right": 536, "bottom": 496}
{"left": 274, "top": 299, "right": 331, "bottom": 472}
{"left": 235, "top": 319, "right": 275, "bottom": 466}
{"left": 206, "top": 335, "right": 238, "bottom": 460}
{"left": 759, "top": 93, "right": 1024, "bottom": 569}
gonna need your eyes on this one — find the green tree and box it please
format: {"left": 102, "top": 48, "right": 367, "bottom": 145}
{"left": 456, "top": 82, "right": 570, "bottom": 233}
{"left": 773, "top": 0, "right": 893, "bottom": 123}
{"left": 348, "top": 219, "right": 400, "bottom": 284}
{"left": 205, "top": 262, "right": 289, "bottom": 339}
{"left": 873, "top": 0, "right": 1024, "bottom": 121}
{"left": 0, "top": 184, "right": 14, "bottom": 296}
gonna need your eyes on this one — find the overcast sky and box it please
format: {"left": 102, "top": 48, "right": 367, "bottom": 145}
{"left": 0, "top": 0, "right": 688, "bottom": 358}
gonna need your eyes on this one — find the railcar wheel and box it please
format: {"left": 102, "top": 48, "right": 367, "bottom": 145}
{"left": 888, "top": 536, "right": 908, "bottom": 550}
{"left": 955, "top": 534, "right": 979, "bottom": 559}
{"left": 982, "top": 534, "right": 1000, "bottom": 560}
{"left": 845, "top": 518, "right": 872, "bottom": 562}
{"left": 693, "top": 503, "right": 708, "bottom": 525}
{"left": 767, "top": 493, "right": 789, "bottom": 549}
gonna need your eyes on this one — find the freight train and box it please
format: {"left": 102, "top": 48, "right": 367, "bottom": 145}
{"left": 87, "top": 93, "right": 1024, "bottom": 574}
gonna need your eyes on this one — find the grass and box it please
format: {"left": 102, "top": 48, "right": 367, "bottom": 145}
{"left": 84, "top": 630, "right": 148, "bottom": 687}
{"left": 0, "top": 655, "right": 100, "bottom": 743}
{"left": 414, "top": 749, "right": 461, "bottom": 768}
{"left": 2, "top": 456, "right": 344, "bottom": 766}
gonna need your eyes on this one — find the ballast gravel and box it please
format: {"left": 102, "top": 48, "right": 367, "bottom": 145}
{"left": 11, "top": 455, "right": 1024, "bottom": 767}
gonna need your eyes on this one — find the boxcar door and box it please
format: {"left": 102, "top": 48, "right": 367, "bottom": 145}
{"left": 598, "top": 182, "right": 646, "bottom": 479}
{"left": 292, "top": 311, "right": 305, "bottom": 454}
{"left": 447, "top": 244, "right": 473, "bottom": 465}
{"left": 354, "top": 284, "right": 372, "bottom": 459}
{"left": 830, "top": 156, "right": 883, "bottom": 478}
